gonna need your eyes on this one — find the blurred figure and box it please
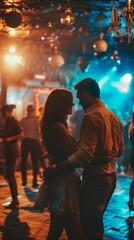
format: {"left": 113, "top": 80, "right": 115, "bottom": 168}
{"left": 20, "top": 104, "right": 43, "bottom": 188}
{"left": 127, "top": 111, "right": 134, "bottom": 212}
{"left": 0, "top": 111, "right": 6, "bottom": 180}
{"left": 122, "top": 112, "right": 131, "bottom": 173}
{"left": 70, "top": 108, "right": 84, "bottom": 140}
{"left": 0, "top": 104, "right": 23, "bottom": 209}
{"left": 38, "top": 105, "right": 44, "bottom": 122}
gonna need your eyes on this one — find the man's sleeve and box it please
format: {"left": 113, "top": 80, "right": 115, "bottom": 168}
{"left": 67, "top": 115, "right": 98, "bottom": 168}
{"left": 117, "top": 137, "right": 125, "bottom": 157}
{"left": 14, "top": 119, "right": 23, "bottom": 135}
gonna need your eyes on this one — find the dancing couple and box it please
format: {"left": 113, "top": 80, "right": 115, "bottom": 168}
{"left": 39, "top": 78, "right": 124, "bottom": 240}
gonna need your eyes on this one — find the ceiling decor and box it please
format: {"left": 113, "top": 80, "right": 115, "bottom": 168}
{"left": 93, "top": 31, "right": 108, "bottom": 53}
{"left": 108, "top": 0, "right": 134, "bottom": 43}
{"left": 93, "top": 39, "right": 108, "bottom": 52}
{"left": 60, "top": 7, "right": 75, "bottom": 26}
{"left": 110, "top": 50, "right": 121, "bottom": 64}
{"left": 48, "top": 45, "right": 65, "bottom": 68}
{"left": 77, "top": 56, "right": 90, "bottom": 72}
{"left": 48, "top": 54, "right": 65, "bottom": 68}
{"left": 0, "top": 0, "right": 115, "bottom": 44}
{"left": 76, "top": 41, "right": 90, "bottom": 72}
{"left": 0, "top": 0, "right": 133, "bottom": 87}
{"left": 5, "top": 10, "right": 22, "bottom": 28}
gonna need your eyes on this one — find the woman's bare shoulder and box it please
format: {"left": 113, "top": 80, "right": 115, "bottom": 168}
{"left": 49, "top": 122, "right": 67, "bottom": 137}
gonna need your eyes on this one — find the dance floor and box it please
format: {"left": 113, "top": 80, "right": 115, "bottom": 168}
{"left": 0, "top": 169, "right": 134, "bottom": 240}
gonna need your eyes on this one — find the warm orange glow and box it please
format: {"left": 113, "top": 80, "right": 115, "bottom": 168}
{"left": 127, "top": 0, "right": 132, "bottom": 10}
{"left": 60, "top": 8, "right": 75, "bottom": 26}
{"left": 9, "top": 29, "right": 16, "bottom": 36}
{"left": 4, "top": 54, "right": 22, "bottom": 64}
{"left": 9, "top": 46, "right": 16, "bottom": 53}
{"left": 4, "top": 53, "right": 25, "bottom": 68}
{"left": 34, "top": 74, "right": 46, "bottom": 80}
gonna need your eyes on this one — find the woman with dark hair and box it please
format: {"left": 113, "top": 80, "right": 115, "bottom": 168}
{"left": 127, "top": 111, "right": 134, "bottom": 213}
{"left": 41, "top": 88, "right": 83, "bottom": 240}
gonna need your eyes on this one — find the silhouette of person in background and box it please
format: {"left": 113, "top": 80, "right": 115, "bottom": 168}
{"left": 20, "top": 104, "right": 43, "bottom": 188}
{"left": 41, "top": 88, "right": 83, "bottom": 240}
{"left": 122, "top": 112, "right": 131, "bottom": 173}
{"left": 70, "top": 108, "right": 84, "bottom": 141}
{"left": 127, "top": 111, "right": 134, "bottom": 213}
{"left": 0, "top": 111, "right": 7, "bottom": 180}
{"left": 0, "top": 104, "right": 23, "bottom": 209}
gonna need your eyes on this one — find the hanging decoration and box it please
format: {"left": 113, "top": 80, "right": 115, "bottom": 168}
{"left": 60, "top": 7, "right": 75, "bottom": 26}
{"left": 48, "top": 45, "right": 65, "bottom": 68}
{"left": 93, "top": 39, "right": 108, "bottom": 52}
{"left": 77, "top": 41, "right": 90, "bottom": 72}
{"left": 93, "top": 29, "right": 108, "bottom": 53}
{"left": 77, "top": 57, "right": 90, "bottom": 72}
{"left": 108, "top": 0, "right": 134, "bottom": 43}
{"left": 5, "top": 10, "right": 22, "bottom": 28}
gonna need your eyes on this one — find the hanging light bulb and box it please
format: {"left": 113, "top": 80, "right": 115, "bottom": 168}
{"left": 93, "top": 33, "right": 108, "bottom": 53}
{"left": 48, "top": 45, "right": 65, "bottom": 68}
{"left": 60, "top": 7, "right": 75, "bottom": 26}
{"left": 93, "top": 39, "right": 108, "bottom": 52}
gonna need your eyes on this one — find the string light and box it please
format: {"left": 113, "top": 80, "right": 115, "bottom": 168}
{"left": 60, "top": 7, "right": 75, "bottom": 26}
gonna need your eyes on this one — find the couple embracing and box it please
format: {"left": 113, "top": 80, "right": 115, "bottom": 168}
{"left": 40, "top": 78, "right": 124, "bottom": 240}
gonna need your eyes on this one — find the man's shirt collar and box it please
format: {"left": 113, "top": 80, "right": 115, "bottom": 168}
{"left": 84, "top": 101, "right": 105, "bottom": 114}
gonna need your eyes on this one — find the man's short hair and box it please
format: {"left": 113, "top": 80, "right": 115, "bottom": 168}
{"left": 74, "top": 78, "right": 100, "bottom": 98}
{"left": 1, "top": 104, "right": 15, "bottom": 113}
{"left": 27, "top": 104, "right": 35, "bottom": 112}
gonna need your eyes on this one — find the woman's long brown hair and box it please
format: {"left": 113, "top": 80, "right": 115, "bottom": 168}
{"left": 41, "top": 88, "right": 73, "bottom": 148}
